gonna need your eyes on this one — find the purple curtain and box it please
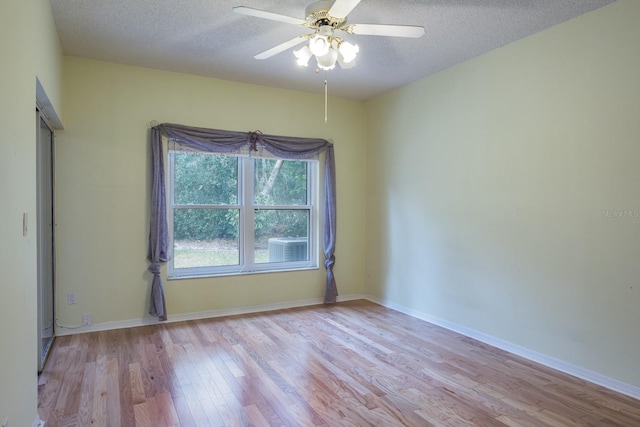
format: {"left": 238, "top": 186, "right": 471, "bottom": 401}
{"left": 148, "top": 123, "right": 338, "bottom": 320}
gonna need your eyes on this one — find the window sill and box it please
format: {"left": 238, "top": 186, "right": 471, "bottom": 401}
{"left": 167, "top": 265, "right": 320, "bottom": 281}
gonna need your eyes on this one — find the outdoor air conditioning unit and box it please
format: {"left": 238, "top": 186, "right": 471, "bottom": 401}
{"left": 268, "top": 237, "right": 308, "bottom": 262}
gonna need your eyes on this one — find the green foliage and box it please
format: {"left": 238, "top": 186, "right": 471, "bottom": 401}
{"left": 174, "top": 153, "right": 238, "bottom": 205}
{"left": 254, "top": 159, "right": 307, "bottom": 205}
{"left": 174, "top": 208, "right": 238, "bottom": 241}
{"left": 173, "top": 152, "right": 239, "bottom": 240}
{"left": 172, "top": 152, "right": 310, "bottom": 242}
{"left": 254, "top": 159, "right": 309, "bottom": 242}
{"left": 254, "top": 209, "right": 309, "bottom": 245}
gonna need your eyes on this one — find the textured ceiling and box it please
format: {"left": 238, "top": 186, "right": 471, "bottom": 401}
{"left": 49, "top": 0, "right": 615, "bottom": 100}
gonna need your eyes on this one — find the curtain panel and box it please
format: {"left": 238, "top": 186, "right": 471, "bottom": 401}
{"left": 148, "top": 123, "right": 338, "bottom": 321}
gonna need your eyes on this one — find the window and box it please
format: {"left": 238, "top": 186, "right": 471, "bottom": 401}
{"left": 167, "top": 148, "right": 318, "bottom": 278}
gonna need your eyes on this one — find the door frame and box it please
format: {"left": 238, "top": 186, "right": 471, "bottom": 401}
{"left": 36, "top": 105, "right": 56, "bottom": 373}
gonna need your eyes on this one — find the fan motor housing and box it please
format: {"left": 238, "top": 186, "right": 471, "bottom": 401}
{"left": 305, "top": 0, "right": 347, "bottom": 28}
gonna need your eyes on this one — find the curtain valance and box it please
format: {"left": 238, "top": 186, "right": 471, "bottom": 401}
{"left": 148, "top": 123, "right": 338, "bottom": 321}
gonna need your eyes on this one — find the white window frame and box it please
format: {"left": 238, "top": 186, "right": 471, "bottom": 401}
{"left": 167, "top": 150, "right": 319, "bottom": 279}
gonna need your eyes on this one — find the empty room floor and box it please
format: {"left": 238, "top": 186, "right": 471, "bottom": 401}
{"left": 38, "top": 300, "right": 640, "bottom": 426}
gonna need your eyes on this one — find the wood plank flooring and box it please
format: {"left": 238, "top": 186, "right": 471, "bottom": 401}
{"left": 38, "top": 300, "right": 640, "bottom": 426}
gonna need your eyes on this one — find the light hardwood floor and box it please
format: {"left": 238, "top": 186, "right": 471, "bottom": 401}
{"left": 38, "top": 300, "right": 640, "bottom": 426}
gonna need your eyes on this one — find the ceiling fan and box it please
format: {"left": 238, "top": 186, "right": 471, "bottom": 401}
{"left": 233, "top": 0, "right": 425, "bottom": 71}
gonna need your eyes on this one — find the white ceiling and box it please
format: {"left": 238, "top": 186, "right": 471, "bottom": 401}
{"left": 49, "top": 0, "right": 615, "bottom": 100}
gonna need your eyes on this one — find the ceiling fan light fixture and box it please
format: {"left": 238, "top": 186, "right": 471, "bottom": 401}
{"left": 338, "top": 40, "right": 359, "bottom": 63}
{"left": 234, "top": 1, "right": 425, "bottom": 73}
{"left": 294, "top": 45, "right": 313, "bottom": 66}
{"left": 309, "top": 34, "right": 330, "bottom": 56}
{"left": 338, "top": 54, "right": 356, "bottom": 69}
{"left": 316, "top": 48, "right": 338, "bottom": 70}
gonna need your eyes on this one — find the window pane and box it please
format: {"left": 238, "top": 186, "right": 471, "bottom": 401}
{"left": 174, "top": 152, "right": 238, "bottom": 205}
{"left": 254, "top": 159, "right": 307, "bottom": 206}
{"left": 173, "top": 208, "right": 239, "bottom": 268}
{"left": 254, "top": 209, "right": 309, "bottom": 263}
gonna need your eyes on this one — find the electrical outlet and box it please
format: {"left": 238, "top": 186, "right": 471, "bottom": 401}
{"left": 82, "top": 313, "right": 91, "bottom": 326}
{"left": 67, "top": 292, "right": 76, "bottom": 305}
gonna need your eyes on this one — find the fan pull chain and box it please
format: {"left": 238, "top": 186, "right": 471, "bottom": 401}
{"left": 324, "top": 79, "right": 328, "bottom": 124}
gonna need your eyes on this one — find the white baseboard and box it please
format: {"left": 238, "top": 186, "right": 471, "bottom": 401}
{"left": 54, "top": 293, "right": 640, "bottom": 401}
{"left": 365, "top": 295, "right": 640, "bottom": 401}
{"left": 55, "top": 293, "right": 367, "bottom": 336}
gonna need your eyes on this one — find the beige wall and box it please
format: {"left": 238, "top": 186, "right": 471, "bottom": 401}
{"left": 0, "top": 0, "right": 63, "bottom": 425}
{"left": 3, "top": 0, "right": 637, "bottom": 422}
{"left": 55, "top": 57, "right": 367, "bottom": 325}
{"left": 365, "top": 0, "right": 640, "bottom": 387}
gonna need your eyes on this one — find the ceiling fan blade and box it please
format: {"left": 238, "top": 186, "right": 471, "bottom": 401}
{"left": 254, "top": 36, "right": 308, "bottom": 60}
{"left": 347, "top": 23, "right": 425, "bottom": 38}
{"left": 233, "top": 6, "right": 306, "bottom": 26}
{"left": 328, "top": 0, "right": 362, "bottom": 19}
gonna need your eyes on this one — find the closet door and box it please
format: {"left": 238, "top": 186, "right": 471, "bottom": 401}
{"left": 37, "top": 109, "right": 55, "bottom": 373}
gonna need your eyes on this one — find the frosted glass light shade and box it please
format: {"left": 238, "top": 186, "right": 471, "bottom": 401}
{"left": 316, "top": 48, "right": 338, "bottom": 70}
{"left": 338, "top": 55, "right": 356, "bottom": 69}
{"left": 309, "top": 34, "right": 330, "bottom": 57}
{"left": 294, "top": 45, "right": 313, "bottom": 67}
{"left": 338, "top": 41, "right": 359, "bottom": 63}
